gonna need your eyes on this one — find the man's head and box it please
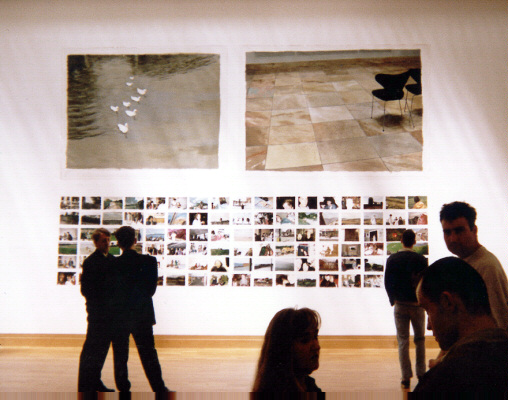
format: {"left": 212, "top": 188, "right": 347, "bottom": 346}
{"left": 115, "top": 226, "right": 137, "bottom": 250}
{"left": 440, "top": 201, "right": 480, "bottom": 259}
{"left": 92, "top": 228, "right": 111, "bottom": 255}
{"left": 416, "top": 257, "right": 491, "bottom": 351}
{"left": 401, "top": 229, "right": 416, "bottom": 248}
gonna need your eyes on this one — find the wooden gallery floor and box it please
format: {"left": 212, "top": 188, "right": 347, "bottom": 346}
{"left": 0, "top": 337, "right": 440, "bottom": 396}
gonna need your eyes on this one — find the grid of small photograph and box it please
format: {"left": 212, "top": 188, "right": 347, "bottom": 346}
{"left": 57, "top": 195, "right": 429, "bottom": 288}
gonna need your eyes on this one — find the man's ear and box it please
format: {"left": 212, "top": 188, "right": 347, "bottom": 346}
{"left": 472, "top": 224, "right": 478, "bottom": 235}
{"left": 439, "top": 291, "right": 459, "bottom": 313}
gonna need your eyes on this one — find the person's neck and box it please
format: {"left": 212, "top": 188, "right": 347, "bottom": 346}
{"left": 462, "top": 243, "right": 482, "bottom": 259}
{"left": 121, "top": 246, "right": 135, "bottom": 253}
{"left": 295, "top": 374, "right": 307, "bottom": 391}
{"left": 459, "top": 314, "right": 497, "bottom": 340}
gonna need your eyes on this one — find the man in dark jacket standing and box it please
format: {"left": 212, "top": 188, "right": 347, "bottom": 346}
{"left": 115, "top": 226, "right": 169, "bottom": 393}
{"left": 78, "top": 228, "right": 130, "bottom": 392}
{"left": 385, "top": 229, "right": 428, "bottom": 389}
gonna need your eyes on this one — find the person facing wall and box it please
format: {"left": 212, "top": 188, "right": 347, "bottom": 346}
{"left": 384, "top": 229, "right": 428, "bottom": 389}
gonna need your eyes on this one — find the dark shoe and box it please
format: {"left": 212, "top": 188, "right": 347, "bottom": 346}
{"left": 119, "top": 391, "right": 131, "bottom": 400}
{"left": 97, "top": 381, "right": 115, "bottom": 392}
{"left": 155, "top": 388, "right": 173, "bottom": 400}
{"left": 401, "top": 380, "right": 410, "bottom": 389}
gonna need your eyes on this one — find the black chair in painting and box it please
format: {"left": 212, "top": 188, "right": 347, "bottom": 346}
{"left": 371, "top": 70, "right": 411, "bottom": 131}
{"left": 404, "top": 68, "right": 422, "bottom": 128}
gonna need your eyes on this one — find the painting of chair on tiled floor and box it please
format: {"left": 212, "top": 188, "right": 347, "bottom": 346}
{"left": 246, "top": 50, "right": 422, "bottom": 172}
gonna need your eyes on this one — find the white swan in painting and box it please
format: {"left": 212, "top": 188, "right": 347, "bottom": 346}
{"left": 131, "top": 95, "right": 141, "bottom": 102}
{"left": 125, "top": 109, "right": 137, "bottom": 119}
{"left": 123, "top": 101, "right": 131, "bottom": 107}
{"left": 110, "top": 105, "right": 119, "bottom": 112}
{"left": 129, "top": 76, "right": 134, "bottom": 80}
{"left": 137, "top": 88, "right": 147, "bottom": 96}
{"left": 117, "top": 123, "right": 129, "bottom": 135}
{"left": 126, "top": 82, "right": 133, "bottom": 87}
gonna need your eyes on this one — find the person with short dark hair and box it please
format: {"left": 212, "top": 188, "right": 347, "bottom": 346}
{"left": 115, "top": 226, "right": 169, "bottom": 393}
{"left": 414, "top": 257, "right": 508, "bottom": 393}
{"left": 384, "top": 229, "right": 428, "bottom": 389}
{"left": 78, "top": 228, "right": 130, "bottom": 392}
{"left": 440, "top": 201, "right": 508, "bottom": 330}
{"left": 252, "top": 308, "right": 322, "bottom": 392}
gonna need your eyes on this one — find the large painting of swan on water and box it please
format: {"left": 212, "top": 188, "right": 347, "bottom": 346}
{"left": 67, "top": 54, "right": 220, "bottom": 169}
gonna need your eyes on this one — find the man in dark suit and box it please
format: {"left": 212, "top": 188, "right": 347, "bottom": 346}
{"left": 115, "top": 226, "right": 169, "bottom": 393}
{"left": 77, "top": 228, "right": 130, "bottom": 392}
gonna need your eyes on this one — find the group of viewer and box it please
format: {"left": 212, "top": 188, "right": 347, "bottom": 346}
{"left": 79, "top": 201, "right": 508, "bottom": 393}
{"left": 384, "top": 201, "right": 508, "bottom": 393}
{"left": 78, "top": 226, "right": 169, "bottom": 392}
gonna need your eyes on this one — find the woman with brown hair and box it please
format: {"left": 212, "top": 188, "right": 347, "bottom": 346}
{"left": 252, "top": 307, "right": 322, "bottom": 392}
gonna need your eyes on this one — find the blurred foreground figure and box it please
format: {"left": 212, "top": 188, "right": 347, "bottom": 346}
{"left": 252, "top": 307, "right": 322, "bottom": 392}
{"left": 414, "top": 257, "right": 508, "bottom": 393}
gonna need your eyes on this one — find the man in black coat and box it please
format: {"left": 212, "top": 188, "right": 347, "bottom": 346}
{"left": 115, "top": 226, "right": 169, "bottom": 393}
{"left": 77, "top": 228, "right": 130, "bottom": 392}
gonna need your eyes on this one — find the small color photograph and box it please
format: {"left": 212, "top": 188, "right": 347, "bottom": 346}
{"left": 319, "top": 274, "right": 338, "bottom": 287}
{"left": 125, "top": 197, "right": 144, "bottom": 210}
{"left": 385, "top": 196, "right": 405, "bottom": 209}
{"left": 168, "top": 197, "right": 187, "bottom": 209}
{"left": 57, "top": 272, "right": 76, "bottom": 285}
{"left": 104, "top": 197, "right": 123, "bottom": 210}
{"left": 342, "top": 274, "right": 361, "bottom": 288}
{"left": 59, "top": 228, "right": 78, "bottom": 241}
{"left": 210, "top": 197, "right": 229, "bottom": 209}
{"left": 232, "top": 274, "right": 251, "bottom": 287}
{"left": 408, "top": 196, "right": 427, "bottom": 209}
{"left": 364, "top": 275, "right": 383, "bottom": 288}
{"left": 61, "top": 197, "right": 80, "bottom": 209}
{"left": 276, "top": 274, "right": 295, "bottom": 287}
{"left": 146, "top": 197, "right": 166, "bottom": 210}
{"left": 254, "top": 197, "right": 273, "bottom": 209}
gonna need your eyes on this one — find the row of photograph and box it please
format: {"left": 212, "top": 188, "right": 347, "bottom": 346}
{"left": 60, "top": 210, "right": 428, "bottom": 227}
{"left": 60, "top": 226, "right": 428, "bottom": 244}
{"left": 58, "top": 255, "right": 388, "bottom": 272}
{"left": 61, "top": 196, "right": 427, "bottom": 211}
{"left": 58, "top": 239, "right": 429, "bottom": 260}
{"left": 57, "top": 271, "right": 383, "bottom": 288}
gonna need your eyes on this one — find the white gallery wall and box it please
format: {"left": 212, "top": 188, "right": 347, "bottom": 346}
{"left": 0, "top": 0, "right": 507, "bottom": 336}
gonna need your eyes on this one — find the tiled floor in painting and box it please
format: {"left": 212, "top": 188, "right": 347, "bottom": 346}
{"left": 246, "top": 57, "right": 423, "bottom": 172}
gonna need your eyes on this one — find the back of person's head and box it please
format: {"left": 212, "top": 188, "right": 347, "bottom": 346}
{"left": 419, "top": 257, "right": 491, "bottom": 316}
{"left": 401, "top": 229, "right": 416, "bottom": 248}
{"left": 115, "top": 226, "right": 136, "bottom": 249}
{"left": 439, "top": 201, "right": 476, "bottom": 229}
{"left": 252, "top": 307, "right": 321, "bottom": 392}
{"left": 91, "top": 228, "right": 110, "bottom": 244}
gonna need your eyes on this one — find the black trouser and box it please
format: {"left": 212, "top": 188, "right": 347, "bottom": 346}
{"left": 77, "top": 321, "right": 130, "bottom": 392}
{"left": 130, "top": 322, "right": 166, "bottom": 392}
